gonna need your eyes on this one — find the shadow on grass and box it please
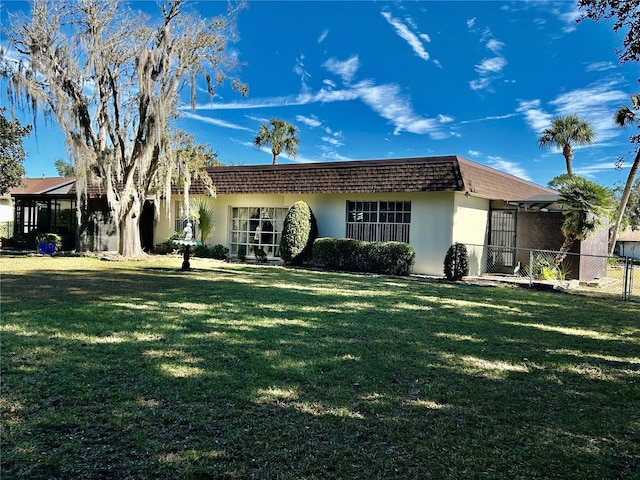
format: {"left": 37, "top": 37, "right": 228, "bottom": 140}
{"left": 1, "top": 259, "right": 638, "bottom": 479}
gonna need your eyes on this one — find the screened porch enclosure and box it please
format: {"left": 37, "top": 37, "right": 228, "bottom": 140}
{"left": 13, "top": 197, "right": 76, "bottom": 249}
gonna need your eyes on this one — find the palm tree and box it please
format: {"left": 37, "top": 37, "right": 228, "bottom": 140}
{"left": 554, "top": 177, "right": 612, "bottom": 267}
{"left": 538, "top": 114, "right": 595, "bottom": 179}
{"left": 189, "top": 198, "right": 216, "bottom": 245}
{"left": 608, "top": 93, "right": 640, "bottom": 255}
{"left": 254, "top": 118, "right": 299, "bottom": 165}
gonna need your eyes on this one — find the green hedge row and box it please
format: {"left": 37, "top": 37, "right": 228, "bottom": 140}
{"left": 311, "top": 238, "right": 415, "bottom": 276}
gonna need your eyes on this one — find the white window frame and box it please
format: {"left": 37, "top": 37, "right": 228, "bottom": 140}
{"left": 229, "top": 206, "right": 289, "bottom": 258}
{"left": 346, "top": 200, "right": 411, "bottom": 243}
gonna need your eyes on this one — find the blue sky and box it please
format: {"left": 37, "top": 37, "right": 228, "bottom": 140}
{"left": 1, "top": 0, "right": 639, "bottom": 189}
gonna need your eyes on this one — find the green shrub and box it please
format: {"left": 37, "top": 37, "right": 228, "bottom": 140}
{"left": 443, "top": 243, "right": 469, "bottom": 281}
{"left": 312, "top": 237, "right": 362, "bottom": 271}
{"left": 312, "top": 238, "right": 414, "bottom": 275}
{"left": 280, "top": 201, "right": 317, "bottom": 265}
{"left": 370, "top": 241, "right": 415, "bottom": 276}
{"left": 525, "top": 254, "right": 554, "bottom": 279}
{"left": 539, "top": 266, "right": 558, "bottom": 280}
{"left": 192, "top": 244, "right": 230, "bottom": 260}
{"left": 209, "top": 244, "right": 229, "bottom": 260}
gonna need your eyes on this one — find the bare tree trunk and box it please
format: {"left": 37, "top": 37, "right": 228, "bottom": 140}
{"left": 608, "top": 149, "right": 640, "bottom": 255}
{"left": 118, "top": 195, "right": 144, "bottom": 257}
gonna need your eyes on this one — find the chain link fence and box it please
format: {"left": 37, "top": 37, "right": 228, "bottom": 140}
{"left": 465, "top": 244, "right": 638, "bottom": 301}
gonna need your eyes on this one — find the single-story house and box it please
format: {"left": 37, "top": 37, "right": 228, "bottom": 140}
{"left": 155, "top": 155, "right": 607, "bottom": 278}
{"left": 7, "top": 156, "right": 609, "bottom": 279}
{"left": 615, "top": 229, "right": 640, "bottom": 260}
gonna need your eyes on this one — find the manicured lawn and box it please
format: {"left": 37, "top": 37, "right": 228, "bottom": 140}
{"left": 1, "top": 255, "right": 638, "bottom": 479}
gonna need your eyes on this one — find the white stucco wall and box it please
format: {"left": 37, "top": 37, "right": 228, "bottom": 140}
{"left": 154, "top": 191, "right": 491, "bottom": 276}
{"left": 0, "top": 198, "right": 13, "bottom": 223}
{"left": 452, "top": 194, "right": 490, "bottom": 275}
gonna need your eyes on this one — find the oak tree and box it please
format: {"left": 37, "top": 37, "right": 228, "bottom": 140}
{"left": 1, "top": 0, "right": 246, "bottom": 256}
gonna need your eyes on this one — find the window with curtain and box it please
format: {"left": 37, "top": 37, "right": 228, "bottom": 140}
{"left": 229, "top": 206, "right": 289, "bottom": 257}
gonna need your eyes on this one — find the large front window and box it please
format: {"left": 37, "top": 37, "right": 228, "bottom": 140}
{"left": 230, "top": 207, "right": 288, "bottom": 258}
{"left": 346, "top": 201, "right": 411, "bottom": 243}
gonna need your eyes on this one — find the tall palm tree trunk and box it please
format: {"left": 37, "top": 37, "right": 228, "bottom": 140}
{"left": 562, "top": 145, "right": 574, "bottom": 178}
{"left": 609, "top": 149, "right": 640, "bottom": 255}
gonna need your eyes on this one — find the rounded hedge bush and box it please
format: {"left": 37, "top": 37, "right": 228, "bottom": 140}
{"left": 443, "top": 242, "right": 469, "bottom": 281}
{"left": 312, "top": 238, "right": 414, "bottom": 275}
{"left": 280, "top": 201, "right": 318, "bottom": 265}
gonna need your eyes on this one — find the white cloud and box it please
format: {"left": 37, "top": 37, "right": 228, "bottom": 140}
{"left": 466, "top": 17, "right": 476, "bottom": 29}
{"left": 351, "top": 80, "right": 442, "bottom": 136}
{"left": 585, "top": 61, "right": 616, "bottom": 72}
{"left": 553, "top": 6, "right": 581, "bottom": 33}
{"left": 574, "top": 161, "right": 623, "bottom": 178}
{"left": 323, "top": 79, "right": 336, "bottom": 88}
{"left": 192, "top": 56, "right": 452, "bottom": 140}
{"left": 474, "top": 56, "right": 507, "bottom": 75}
{"left": 516, "top": 99, "right": 553, "bottom": 132}
{"left": 470, "top": 77, "right": 492, "bottom": 92}
{"left": 485, "top": 39, "right": 504, "bottom": 54}
{"left": 323, "top": 56, "right": 360, "bottom": 83}
{"left": 518, "top": 80, "right": 629, "bottom": 142}
{"left": 437, "top": 114, "right": 454, "bottom": 123}
{"left": 549, "top": 83, "right": 628, "bottom": 142}
{"left": 380, "top": 11, "right": 430, "bottom": 61}
{"left": 321, "top": 135, "right": 344, "bottom": 147}
{"left": 468, "top": 27, "right": 507, "bottom": 92}
{"left": 487, "top": 157, "right": 532, "bottom": 181}
{"left": 179, "top": 112, "right": 251, "bottom": 131}
{"left": 296, "top": 114, "right": 322, "bottom": 128}
{"left": 294, "top": 55, "right": 311, "bottom": 92}
{"left": 458, "top": 113, "right": 519, "bottom": 125}
{"left": 318, "top": 29, "right": 328, "bottom": 43}
{"left": 468, "top": 150, "right": 482, "bottom": 157}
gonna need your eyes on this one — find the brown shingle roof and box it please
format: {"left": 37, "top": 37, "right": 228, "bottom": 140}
{"left": 190, "top": 156, "right": 555, "bottom": 200}
{"left": 9, "top": 177, "right": 75, "bottom": 196}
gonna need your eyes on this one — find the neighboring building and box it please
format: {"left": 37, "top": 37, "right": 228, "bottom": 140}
{"left": 0, "top": 193, "right": 13, "bottom": 223}
{"left": 155, "top": 155, "right": 606, "bottom": 278}
{"left": 0, "top": 192, "right": 14, "bottom": 245}
{"left": 8, "top": 177, "right": 77, "bottom": 250}
{"left": 615, "top": 229, "right": 640, "bottom": 260}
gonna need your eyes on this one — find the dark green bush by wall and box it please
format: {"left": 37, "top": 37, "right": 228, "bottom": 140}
{"left": 280, "top": 201, "right": 318, "bottom": 265}
{"left": 312, "top": 238, "right": 415, "bottom": 276}
{"left": 443, "top": 243, "right": 469, "bottom": 281}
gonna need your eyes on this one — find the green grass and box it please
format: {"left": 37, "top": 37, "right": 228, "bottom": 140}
{"left": 1, "top": 255, "right": 638, "bottom": 479}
